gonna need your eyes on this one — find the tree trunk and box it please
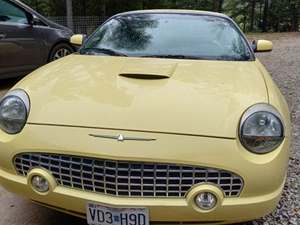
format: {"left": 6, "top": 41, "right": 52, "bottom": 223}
{"left": 243, "top": 14, "right": 247, "bottom": 32}
{"left": 101, "top": 1, "right": 106, "bottom": 17}
{"left": 212, "top": 0, "right": 224, "bottom": 12}
{"left": 141, "top": 1, "right": 144, "bottom": 10}
{"left": 81, "top": 0, "right": 86, "bottom": 33}
{"left": 82, "top": 0, "right": 86, "bottom": 16}
{"left": 212, "top": 0, "right": 217, "bottom": 11}
{"left": 290, "top": 2, "right": 299, "bottom": 31}
{"left": 250, "top": 0, "right": 256, "bottom": 31}
{"left": 262, "top": 0, "right": 269, "bottom": 32}
{"left": 66, "top": 0, "right": 73, "bottom": 31}
{"left": 218, "top": 0, "right": 224, "bottom": 12}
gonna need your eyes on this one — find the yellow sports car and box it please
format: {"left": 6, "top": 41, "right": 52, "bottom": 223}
{"left": 0, "top": 10, "right": 290, "bottom": 225}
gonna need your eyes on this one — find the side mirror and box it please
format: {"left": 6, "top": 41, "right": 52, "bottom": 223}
{"left": 27, "top": 13, "right": 41, "bottom": 26}
{"left": 252, "top": 40, "right": 273, "bottom": 52}
{"left": 32, "top": 16, "right": 43, "bottom": 26}
{"left": 70, "top": 34, "right": 86, "bottom": 46}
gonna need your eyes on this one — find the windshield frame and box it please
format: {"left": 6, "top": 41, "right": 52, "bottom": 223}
{"left": 80, "top": 12, "right": 255, "bottom": 61}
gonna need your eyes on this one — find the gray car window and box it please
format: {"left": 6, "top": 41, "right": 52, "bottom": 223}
{"left": 0, "top": 0, "right": 28, "bottom": 24}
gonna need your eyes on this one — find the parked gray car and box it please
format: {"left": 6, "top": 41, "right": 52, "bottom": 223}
{"left": 0, "top": 0, "right": 75, "bottom": 79}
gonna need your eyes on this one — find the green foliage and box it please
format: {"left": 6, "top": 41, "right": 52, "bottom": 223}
{"left": 22, "top": 0, "right": 53, "bottom": 16}
{"left": 20, "top": 0, "right": 300, "bottom": 32}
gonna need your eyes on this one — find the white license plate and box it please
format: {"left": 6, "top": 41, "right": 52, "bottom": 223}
{"left": 86, "top": 202, "right": 149, "bottom": 225}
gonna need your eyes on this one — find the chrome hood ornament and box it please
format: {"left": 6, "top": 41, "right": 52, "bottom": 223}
{"left": 89, "top": 134, "right": 156, "bottom": 142}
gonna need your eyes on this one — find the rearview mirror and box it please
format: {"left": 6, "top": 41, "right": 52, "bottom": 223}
{"left": 252, "top": 40, "right": 273, "bottom": 52}
{"left": 70, "top": 34, "right": 85, "bottom": 46}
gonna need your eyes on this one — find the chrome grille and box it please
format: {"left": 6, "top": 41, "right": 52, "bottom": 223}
{"left": 14, "top": 153, "right": 243, "bottom": 197}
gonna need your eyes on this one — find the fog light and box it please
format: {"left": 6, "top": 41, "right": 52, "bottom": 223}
{"left": 195, "top": 192, "right": 217, "bottom": 210}
{"left": 31, "top": 175, "right": 49, "bottom": 193}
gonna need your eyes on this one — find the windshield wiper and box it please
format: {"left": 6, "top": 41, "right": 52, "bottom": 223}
{"left": 213, "top": 54, "right": 251, "bottom": 61}
{"left": 140, "top": 54, "right": 251, "bottom": 61}
{"left": 139, "top": 54, "right": 202, "bottom": 60}
{"left": 80, "top": 47, "right": 128, "bottom": 57}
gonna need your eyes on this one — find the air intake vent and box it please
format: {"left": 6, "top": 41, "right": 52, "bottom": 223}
{"left": 119, "top": 73, "right": 169, "bottom": 79}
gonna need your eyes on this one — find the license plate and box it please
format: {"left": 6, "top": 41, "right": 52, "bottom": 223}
{"left": 86, "top": 202, "right": 149, "bottom": 225}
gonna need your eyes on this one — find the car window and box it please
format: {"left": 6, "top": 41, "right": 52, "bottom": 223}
{"left": 82, "top": 13, "right": 252, "bottom": 61}
{"left": 0, "top": 0, "right": 28, "bottom": 24}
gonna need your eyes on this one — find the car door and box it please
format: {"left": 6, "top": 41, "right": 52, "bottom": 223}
{"left": 0, "top": 0, "right": 44, "bottom": 78}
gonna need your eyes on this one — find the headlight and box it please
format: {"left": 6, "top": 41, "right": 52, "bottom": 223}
{"left": 239, "top": 103, "right": 284, "bottom": 154}
{"left": 0, "top": 89, "right": 30, "bottom": 134}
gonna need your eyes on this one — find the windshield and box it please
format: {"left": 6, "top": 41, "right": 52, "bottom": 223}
{"left": 81, "top": 13, "right": 252, "bottom": 61}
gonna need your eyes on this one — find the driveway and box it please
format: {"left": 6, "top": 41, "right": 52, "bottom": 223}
{"left": 0, "top": 186, "right": 85, "bottom": 225}
{"left": 0, "top": 32, "right": 299, "bottom": 225}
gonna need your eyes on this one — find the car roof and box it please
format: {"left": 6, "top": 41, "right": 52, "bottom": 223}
{"left": 115, "top": 9, "right": 230, "bottom": 19}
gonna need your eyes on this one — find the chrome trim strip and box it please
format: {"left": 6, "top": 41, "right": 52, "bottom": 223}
{"left": 89, "top": 134, "right": 157, "bottom": 142}
{"left": 27, "top": 123, "right": 236, "bottom": 140}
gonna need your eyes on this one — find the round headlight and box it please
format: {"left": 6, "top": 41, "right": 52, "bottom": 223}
{"left": 239, "top": 104, "right": 284, "bottom": 154}
{"left": 0, "top": 90, "right": 30, "bottom": 134}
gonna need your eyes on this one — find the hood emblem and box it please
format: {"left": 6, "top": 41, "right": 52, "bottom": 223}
{"left": 117, "top": 134, "right": 125, "bottom": 141}
{"left": 89, "top": 134, "right": 156, "bottom": 142}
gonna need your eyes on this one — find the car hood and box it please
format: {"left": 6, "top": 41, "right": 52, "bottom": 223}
{"left": 17, "top": 55, "right": 268, "bottom": 138}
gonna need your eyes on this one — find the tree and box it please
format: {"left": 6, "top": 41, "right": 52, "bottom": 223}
{"left": 21, "top": 0, "right": 300, "bottom": 32}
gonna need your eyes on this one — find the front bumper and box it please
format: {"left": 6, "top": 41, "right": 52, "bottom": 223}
{"left": 0, "top": 124, "right": 290, "bottom": 224}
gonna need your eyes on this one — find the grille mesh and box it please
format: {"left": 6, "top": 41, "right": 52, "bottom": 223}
{"left": 14, "top": 153, "right": 243, "bottom": 197}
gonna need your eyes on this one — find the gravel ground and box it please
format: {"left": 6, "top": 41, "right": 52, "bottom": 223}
{"left": 0, "top": 32, "right": 299, "bottom": 225}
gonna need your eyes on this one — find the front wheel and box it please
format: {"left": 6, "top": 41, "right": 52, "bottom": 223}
{"left": 49, "top": 43, "right": 74, "bottom": 62}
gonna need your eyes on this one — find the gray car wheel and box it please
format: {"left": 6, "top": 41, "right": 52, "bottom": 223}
{"left": 49, "top": 43, "right": 74, "bottom": 62}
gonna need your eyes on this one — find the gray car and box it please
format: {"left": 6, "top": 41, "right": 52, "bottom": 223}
{"left": 0, "top": 0, "right": 75, "bottom": 79}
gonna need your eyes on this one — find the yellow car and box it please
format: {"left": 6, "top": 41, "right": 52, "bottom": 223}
{"left": 0, "top": 10, "right": 290, "bottom": 225}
